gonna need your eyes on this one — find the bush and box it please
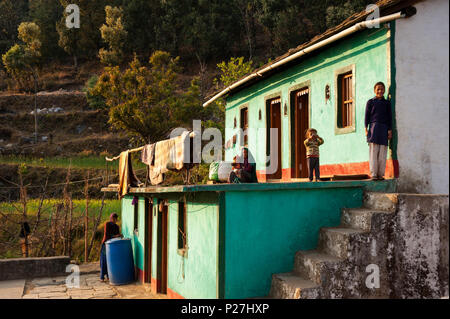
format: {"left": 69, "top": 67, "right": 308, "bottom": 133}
{"left": 84, "top": 75, "right": 106, "bottom": 109}
{"left": 78, "top": 149, "right": 94, "bottom": 157}
{"left": 0, "top": 128, "right": 13, "bottom": 140}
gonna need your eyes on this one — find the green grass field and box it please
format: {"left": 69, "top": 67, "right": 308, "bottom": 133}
{"left": 0, "top": 198, "right": 121, "bottom": 219}
{"left": 0, "top": 199, "right": 122, "bottom": 260}
{"left": 0, "top": 155, "right": 129, "bottom": 170}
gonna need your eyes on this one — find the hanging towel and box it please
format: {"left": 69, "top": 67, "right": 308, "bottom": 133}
{"left": 140, "top": 143, "right": 162, "bottom": 185}
{"left": 153, "top": 138, "right": 173, "bottom": 179}
{"left": 141, "top": 143, "right": 155, "bottom": 166}
{"left": 118, "top": 150, "right": 141, "bottom": 198}
{"left": 168, "top": 131, "right": 190, "bottom": 170}
{"left": 148, "top": 131, "right": 193, "bottom": 185}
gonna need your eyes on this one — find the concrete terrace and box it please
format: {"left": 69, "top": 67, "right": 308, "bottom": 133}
{"left": 102, "top": 178, "right": 397, "bottom": 195}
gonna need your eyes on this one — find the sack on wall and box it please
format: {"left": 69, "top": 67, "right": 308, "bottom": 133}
{"left": 209, "top": 162, "right": 219, "bottom": 181}
{"left": 218, "top": 162, "right": 233, "bottom": 182}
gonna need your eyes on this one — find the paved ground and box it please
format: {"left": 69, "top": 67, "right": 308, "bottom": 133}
{"left": 0, "top": 279, "right": 26, "bottom": 299}
{"left": 0, "top": 262, "right": 169, "bottom": 299}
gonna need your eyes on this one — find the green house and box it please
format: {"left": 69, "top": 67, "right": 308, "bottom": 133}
{"left": 103, "top": 0, "right": 449, "bottom": 299}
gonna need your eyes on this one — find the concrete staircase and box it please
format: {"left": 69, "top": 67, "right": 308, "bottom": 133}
{"left": 268, "top": 192, "right": 400, "bottom": 299}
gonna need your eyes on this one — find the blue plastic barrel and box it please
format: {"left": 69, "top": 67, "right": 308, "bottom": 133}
{"left": 105, "top": 238, "right": 135, "bottom": 285}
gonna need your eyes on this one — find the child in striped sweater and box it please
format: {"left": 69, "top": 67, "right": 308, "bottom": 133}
{"left": 304, "top": 128, "right": 324, "bottom": 182}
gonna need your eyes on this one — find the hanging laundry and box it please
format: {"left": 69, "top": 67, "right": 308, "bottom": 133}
{"left": 140, "top": 143, "right": 163, "bottom": 185}
{"left": 168, "top": 131, "right": 191, "bottom": 170}
{"left": 154, "top": 138, "right": 174, "bottom": 176}
{"left": 118, "top": 150, "right": 141, "bottom": 198}
{"left": 141, "top": 143, "right": 155, "bottom": 166}
{"left": 149, "top": 131, "right": 194, "bottom": 185}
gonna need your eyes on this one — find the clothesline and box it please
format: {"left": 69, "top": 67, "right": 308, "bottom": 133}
{"left": 105, "top": 132, "right": 197, "bottom": 162}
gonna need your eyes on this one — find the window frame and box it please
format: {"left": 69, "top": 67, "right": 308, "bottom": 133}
{"left": 334, "top": 64, "right": 356, "bottom": 134}
{"left": 133, "top": 197, "right": 139, "bottom": 233}
{"left": 177, "top": 200, "right": 188, "bottom": 257}
{"left": 239, "top": 103, "right": 249, "bottom": 147}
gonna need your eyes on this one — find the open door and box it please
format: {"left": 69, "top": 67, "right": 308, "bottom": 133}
{"left": 156, "top": 200, "right": 168, "bottom": 294}
{"left": 291, "top": 88, "right": 309, "bottom": 178}
{"left": 266, "top": 98, "right": 282, "bottom": 180}
{"left": 144, "top": 198, "right": 153, "bottom": 284}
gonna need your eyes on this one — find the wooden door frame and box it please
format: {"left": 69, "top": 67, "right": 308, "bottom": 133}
{"left": 288, "top": 82, "right": 311, "bottom": 179}
{"left": 156, "top": 199, "right": 168, "bottom": 294}
{"left": 290, "top": 87, "right": 310, "bottom": 178}
{"left": 265, "top": 95, "right": 282, "bottom": 180}
{"left": 144, "top": 198, "right": 153, "bottom": 284}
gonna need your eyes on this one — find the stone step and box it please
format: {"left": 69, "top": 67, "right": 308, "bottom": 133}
{"left": 363, "top": 192, "right": 398, "bottom": 212}
{"left": 269, "top": 272, "right": 320, "bottom": 299}
{"left": 293, "top": 250, "right": 342, "bottom": 284}
{"left": 341, "top": 208, "right": 393, "bottom": 232}
{"left": 318, "top": 227, "right": 366, "bottom": 259}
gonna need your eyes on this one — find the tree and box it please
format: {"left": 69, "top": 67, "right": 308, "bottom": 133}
{"left": 233, "top": 0, "right": 262, "bottom": 60}
{"left": 0, "top": 0, "right": 28, "bottom": 58}
{"left": 56, "top": 4, "right": 82, "bottom": 71}
{"left": 326, "top": 0, "right": 375, "bottom": 29}
{"left": 28, "top": 0, "right": 64, "bottom": 59}
{"left": 214, "top": 56, "right": 254, "bottom": 88}
{"left": 119, "top": 0, "right": 162, "bottom": 56}
{"left": 57, "top": 0, "right": 109, "bottom": 70}
{"left": 2, "top": 22, "right": 42, "bottom": 142}
{"left": 99, "top": 6, "right": 128, "bottom": 66}
{"left": 90, "top": 51, "right": 204, "bottom": 144}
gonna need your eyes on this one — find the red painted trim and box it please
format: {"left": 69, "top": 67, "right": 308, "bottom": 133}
{"left": 256, "top": 159, "right": 399, "bottom": 180}
{"left": 135, "top": 266, "right": 145, "bottom": 283}
{"left": 281, "top": 168, "right": 291, "bottom": 181}
{"left": 256, "top": 170, "right": 266, "bottom": 182}
{"left": 167, "top": 288, "right": 185, "bottom": 299}
{"left": 320, "top": 159, "right": 398, "bottom": 178}
{"left": 151, "top": 277, "right": 157, "bottom": 293}
{"left": 319, "top": 162, "right": 370, "bottom": 176}
{"left": 148, "top": 276, "right": 185, "bottom": 299}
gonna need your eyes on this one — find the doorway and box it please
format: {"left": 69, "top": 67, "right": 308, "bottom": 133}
{"left": 144, "top": 198, "right": 153, "bottom": 284}
{"left": 291, "top": 88, "right": 309, "bottom": 178}
{"left": 156, "top": 199, "right": 168, "bottom": 294}
{"left": 266, "top": 97, "right": 282, "bottom": 179}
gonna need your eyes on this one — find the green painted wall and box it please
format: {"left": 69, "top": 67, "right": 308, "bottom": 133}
{"left": 121, "top": 196, "right": 134, "bottom": 240}
{"left": 223, "top": 186, "right": 364, "bottom": 298}
{"left": 166, "top": 200, "right": 219, "bottom": 298}
{"left": 225, "top": 27, "right": 392, "bottom": 169}
{"left": 120, "top": 195, "right": 145, "bottom": 272}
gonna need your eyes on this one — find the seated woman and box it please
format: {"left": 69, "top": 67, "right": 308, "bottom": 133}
{"left": 228, "top": 148, "right": 257, "bottom": 183}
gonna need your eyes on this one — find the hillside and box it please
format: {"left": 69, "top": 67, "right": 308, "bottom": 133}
{"left": 0, "top": 89, "right": 138, "bottom": 198}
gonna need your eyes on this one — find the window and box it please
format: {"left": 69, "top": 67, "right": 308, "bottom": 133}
{"left": 240, "top": 107, "right": 248, "bottom": 146}
{"left": 133, "top": 197, "right": 139, "bottom": 232}
{"left": 338, "top": 71, "right": 353, "bottom": 128}
{"left": 177, "top": 201, "right": 187, "bottom": 251}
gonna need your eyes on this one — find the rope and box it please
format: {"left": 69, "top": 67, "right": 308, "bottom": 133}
{"left": 0, "top": 168, "right": 146, "bottom": 189}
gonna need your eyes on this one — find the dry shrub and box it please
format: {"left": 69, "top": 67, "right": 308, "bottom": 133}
{"left": 78, "top": 149, "right": 94, "bottom": 157}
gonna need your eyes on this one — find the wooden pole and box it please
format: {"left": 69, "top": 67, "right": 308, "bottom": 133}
{"left": 68, "top": 198, "right": 73, "bottom": 258}
{"left": 19, "top": 170, "right": 29, "bottom": 257}
{"left": 84, "top": 171, "right": 89, "bottom": 262}
{"left": 33, "top": 72, "right": 38, "bottom": 144}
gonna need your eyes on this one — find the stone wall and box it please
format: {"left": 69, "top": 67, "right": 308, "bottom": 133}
{"left": 268, "top": 192, "right": 449, "bottom": 299}
{"left": 395, "top": 0, "right": 449, "bottom": 194}
{"left": 0, "top": 256, "right": 70, "bottom": 281}
{"left": 390, "top": 194, "right": 449, "bottom": 298}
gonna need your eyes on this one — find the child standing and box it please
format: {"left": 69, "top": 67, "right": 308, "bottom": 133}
{"left": 364, "top": 82, "right": 392, "bottom": 180}
{"left": 304, "top": 128, "right": 324, "bottom": 182}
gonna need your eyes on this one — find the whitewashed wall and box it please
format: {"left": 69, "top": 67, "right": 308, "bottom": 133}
{"left": 394, "top": 0, "right": 449, "bottom": 194}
